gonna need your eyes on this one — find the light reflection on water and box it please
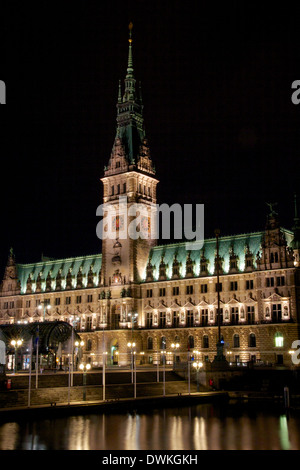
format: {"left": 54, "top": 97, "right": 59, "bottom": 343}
{"left": 0, "top": 403, "right": 300, "bottom": 450}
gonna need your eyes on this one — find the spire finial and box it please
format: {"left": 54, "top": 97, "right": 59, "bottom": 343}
{"left": 127, "top": 22, "right": 134, "bottom": 77}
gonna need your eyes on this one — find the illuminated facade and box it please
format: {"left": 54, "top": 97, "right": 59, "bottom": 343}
{"left": 1, "top": 27, "right": 300, "bottom": 369}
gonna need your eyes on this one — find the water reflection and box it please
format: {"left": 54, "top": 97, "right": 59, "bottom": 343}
{"left": 0, "top": 403, "right": 300, "bottom": 450}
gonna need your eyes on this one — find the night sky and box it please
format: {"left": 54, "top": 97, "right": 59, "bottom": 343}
{"left": 1, "top": 1, "right": 300, "bottom": 274}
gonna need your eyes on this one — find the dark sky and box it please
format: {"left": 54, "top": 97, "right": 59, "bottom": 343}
{"left": 0, "top": 1, "right": 300, "bottom": 274}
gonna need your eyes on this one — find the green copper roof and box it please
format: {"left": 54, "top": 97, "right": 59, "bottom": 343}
{"left": 143, "top": 228, "right": 294, "bottom": 281}
{"left": 17, "top": 253, "right": 102, "bottom": 294}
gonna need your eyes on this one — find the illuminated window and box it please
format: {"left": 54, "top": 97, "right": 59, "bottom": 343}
{"left": 275, "top": 332, "right": 284, "bottom": 347}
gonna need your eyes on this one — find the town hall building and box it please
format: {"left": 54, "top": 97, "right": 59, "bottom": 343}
{"left": 1, "top": 25, "right": 300, "bottom": 370}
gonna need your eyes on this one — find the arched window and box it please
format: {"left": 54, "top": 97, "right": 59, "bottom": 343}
{"left": 275, "top": 332, "right": 284, "bottom": 347}
{"left": 160, "top": 336, "right": 166, "bottom": 350}
{"left": 233, "top": 334, "right": 240, "bottom": 348}
{"left": 188, "top": 335, "right": 194, "bottom": 349}
{"left": 86, "top": 339, "right": 92, "bottom": 351}
{"left": 249, "top": 333, "right": 256, "bottom": 348}
{"left": 147, "top": 337, "right": 153, "bottom": 350}
{"left": 203, "top": 335, "right": 209, "bottom": 349}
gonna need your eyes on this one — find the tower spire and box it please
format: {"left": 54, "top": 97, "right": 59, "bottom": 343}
{"left": 126, "top": 22, "right": 134, "bottom": 78}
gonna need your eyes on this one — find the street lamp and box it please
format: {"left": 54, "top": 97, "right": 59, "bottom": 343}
{"left": 192, "top": 361, "right": 203, "bottom": 392}
{"left": 161, "top": 350, "right": 166, "bottom": 396}
{"left": 11, "top": 339, "right": 23, "bottom": 374}
{"left": 171, "top": 342, "right": 180, "bottom": 368}
{"left": 74, "top": 340, "right": 84, "bottom": 370}
{"left": 127, "top": 342, "right": 136, "bottom": 384}
{"left": 38, "top": 301, "right": 51, "bottom": 322}
{"left": 79, "top": 363, "right": 91, "bottom": 401}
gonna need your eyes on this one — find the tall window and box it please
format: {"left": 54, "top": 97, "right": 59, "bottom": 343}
{"left": 159, "top": 288, "right": 166, "bottom": 297}
{"left": 275, "top": 332, "right": 284, "bottom": 347}
{"left": 146, "top": 289, "right": 153, "bottom": 298}
{"left": 159, "top": 311, "right": 166, "bottom": 328}
{"left": 233, "top": 334, "right": 240, "bottom": 348}
{"left": 272, "top": 304, "right": 282, "bottom": 322}
{"left": 173, "top": 286, "right": 179, "bottom": 296}
{"left": 231, "top": 307, "right": 239, "bottom": 324}
{"left": 200, "top": 284, "right": 207, "bottom": 293}
{"left": 249, "top": 333, "right": 256, "bottom": 348}
{"left": 201, "top": 309, "right": 208, "bottom": 326}
{"left": 247, "top": 306, "right": 255, "bottom": 324}
{"left": 186, "top": 285, "right": 193, "bottom": 295}
{"left": 188, "top": 335, "right": 194, "bottom": 349}
{"left": 146, "top": 312, "right": 153, "bottom": 328}
{"left": 147, "top": 337, "right": 153, "bottom": 350}
{"left": 160, "top": 336, "right": 167, "bottom": 350}
{"left": 203, "top": 335, "right": 209, "bottom": 349}
{"left": 173, "top": 311, "right": 179, "bottom": 327}
{"left": 186, "top": 310, "right": 194, "bottom": 327}
{"left": 230, "top": 281, "right": 238, "bottom": 291}
{"left": 246, "top": 280, "right": 254, "bottom": 290}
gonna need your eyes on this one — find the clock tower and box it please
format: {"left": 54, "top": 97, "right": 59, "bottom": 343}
{"left": 100, "top": 23, "right": 159, "bottom": 293}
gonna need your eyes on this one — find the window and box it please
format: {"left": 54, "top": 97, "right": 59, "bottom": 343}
{"left": 203, "top": 335, "right": 209, "bottom": 348}
{"left": 247, "top": 306, "right": 255, "bottom": 324}
{"left": 86, "top": 317, "right": 92, "bottom": 331}
{"left": 55, "top": 298, "right": 60, "bottom": 306}
{"left": 65, "top": 296, "right": 71, "bottom": 305}
{"left": 86, "top": 339, "right": 92, "bottom": 351}
{"left": 35, "top": 299, "right": 41, "bottom": 307}
{"left": 146, "top": 312, "right": 153, "bottom": 328}
{"left": 270, "top": 252, "right": 279, "bottom": 263}
{"left": 249, "top": 333, "right": 256, "bottom": 348}
{"left": 148, "top": 187, "right": 151, "bottom": 197}
{"left": 76, "top": 296, "right": 82, "bottom": 304}
{"left": 173, "top": 286, "right": 179, "bottom": 296}
{"left": 275, "top": 332, "right": 284, "bottom": 347}
{"left": 3, "top": 302, "right": 8, "bottom": 309}
{"left": 159, "top": 311, "right": 166, "bottom": 328}
{"left": 201, "top": 309, "right": 208, "bottom": 326}
{"left": 9, "top": 301, "right": 14, "bottom": 309}
{"left": 231, "top": 307, "right": 239, "bottom": 324}
{"left": 246, "top": 280, "right": 254, "bottom": 290}
{"left": 160, "top": 336, "right": 167, "bottom": 350}
{"left": 276, "top": 276, "right": 285, "bottom": 286}
{"left": 266, "top": 277, "right": 275, "bottom": 287}
{"left": 117, "top": 184, "right": 120, "bottom": 194}
{"left": 147, "top": 337, "right": 153, "bottom": 350}
{"left": 200, "top": 284, "right": 207, "bottom": 293}
{"left": 230, "top": 281, "right": 238, "bottom": 291}
{"left": 87, "top": 294, "right": 93, "bottom": 303}
{"left": 173, "top": 311, "right": 179, "bottom": 327}
{"left": 233, "top": 334, "right": 240, "bottom": 348}
{"left": 26, "top": 300, "right": 31, "bottom": 308}
{"left": 111, "top": 185, "right": 114, "bottom": 196}
{"left": 188, "top": 335, "right": 194, "bottom": 349}
{"left": 215, "top": 283, "right": 222, "bottom": 292}
{"left": 272, "top": 304, "right": 282, "bottom": 322}
{"left": 159, "top": 288, "right": 166, "bottom": 297}
{"left": 116, "top": 161, "right": 120, "bottom": 168}
{"left": 186, "top": 310, "right": 194, "bottom": 327}
{"left": 123, "top": 182, "right": 126, "bottom": 193}
{"left": 146, "top": 289, "right": 153, "bottom": 298}
{"left": 186, "top": 285, "right": 193, "bottom": 295}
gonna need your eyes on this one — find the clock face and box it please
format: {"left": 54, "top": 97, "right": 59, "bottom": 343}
{"left": 112, "top": 215, "right": 124, "bottom": 231}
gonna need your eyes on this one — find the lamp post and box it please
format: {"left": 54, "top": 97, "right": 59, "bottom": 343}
{"left": 79, "top": 363, "right": 91, "bottom": 401}
{"left": 192, "top": 360, "right": 203, "bottom": 392}
{"left": 38, "top": 300, "right": 51, "bottom": 322}
{"left": 171, "top": 342, "right": 180, "bottom": 369}
{"left": 161, "top": 350, "right": 166, "bottom": 396}
{"left": 74, "top": 340, "right": 84, "bottom": 371}
{"left": 10, "top": 339, "right": 23, "bottom": 374}
{"left": 127, "top": 342, "right": 136, "bottom": 384}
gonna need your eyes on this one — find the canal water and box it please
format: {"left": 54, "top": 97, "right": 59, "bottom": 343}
{"left": 0, "top": 402, "right": 299, "bottom": 450}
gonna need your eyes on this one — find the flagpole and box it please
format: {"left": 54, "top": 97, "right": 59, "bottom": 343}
{"left": 35, "top": 326, "right": 39, "bottom": 389}
{"left": 28, "top": 337, "right": 32, "bottom": 407}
